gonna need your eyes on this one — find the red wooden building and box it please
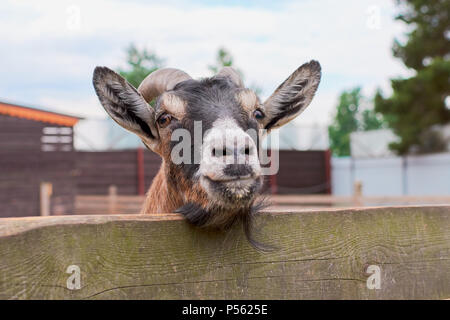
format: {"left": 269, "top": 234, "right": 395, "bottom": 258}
{"left": 0, "top": 101, "right": 81, "bottom": 217}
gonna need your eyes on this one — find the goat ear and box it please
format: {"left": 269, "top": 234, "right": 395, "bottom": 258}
{"left": 262, "top": 60, "right": 321, "bottom": 131}
{"left": 93, "top": 66, "right": 159, "bottom": 150}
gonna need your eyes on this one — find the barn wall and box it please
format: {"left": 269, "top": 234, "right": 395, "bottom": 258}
{"left": 0, "top": 114, "right": 76, "bottom": 217}
{"left": 0, "top": 113, "right": 44, "bottom": 152}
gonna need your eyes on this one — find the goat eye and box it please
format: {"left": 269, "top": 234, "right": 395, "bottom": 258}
{"left": 253, "top": 109, "right": 265, "bottom": 120}
{"left": 157, "top": 113, "right": 172, "bottom": 127}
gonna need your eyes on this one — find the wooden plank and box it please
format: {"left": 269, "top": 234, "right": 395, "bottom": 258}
{"left": 0, "top": 206, "right": 449, "bottom": 299}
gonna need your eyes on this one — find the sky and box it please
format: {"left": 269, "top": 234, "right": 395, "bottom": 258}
{"left": 0, "top": 0, "right": 412, "bottom": 127}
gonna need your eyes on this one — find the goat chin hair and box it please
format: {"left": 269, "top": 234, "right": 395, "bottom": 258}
{"left": 175, "top": 196, "right": 277, "bottom": 252}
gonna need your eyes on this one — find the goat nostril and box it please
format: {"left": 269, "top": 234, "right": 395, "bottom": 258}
{"left": 212, "top": 148, "right": 222, "bottom": 157}
{"left": 241, "top": 146, "right": 253, "bottom": 156}
{"left": 212, "top": 147, "right": 233, "bottom": 157}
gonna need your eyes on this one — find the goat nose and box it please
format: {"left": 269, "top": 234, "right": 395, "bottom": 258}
{"left": 211, "top": 146, "right": 233, "bottom": 158}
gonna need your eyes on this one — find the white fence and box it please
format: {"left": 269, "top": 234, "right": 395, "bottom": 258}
{"left": 332, "top": 152, "right": 450, "bottom": 196}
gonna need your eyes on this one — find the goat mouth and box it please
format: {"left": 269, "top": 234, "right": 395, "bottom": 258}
{"left": 206, "top": 175, "right": 254, "bottom": 183}
{"left": 204, "top": 174, "right": 259, "bottom": 186}
{"left": 202, "top": 175, "right": 262, "bottom": 203}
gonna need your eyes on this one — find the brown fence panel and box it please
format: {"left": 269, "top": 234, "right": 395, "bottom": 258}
{"left": 75, "top": 150, "right": 329, "bottom": 196}
{"left": 0, "top": 150, "right": 76, "bottom": 217}
{"left": 76, "top": 150, "right": 161, "bottom": 195}
{"left": 271, "top": 150, "right": 329, "bottom": 194}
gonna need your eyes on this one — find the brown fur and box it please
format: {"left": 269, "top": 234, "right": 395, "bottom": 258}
{"left": 141, "top": 160, "right": 209, "bottom": 214}
{"left": 141, "top": 164, "right": 181, "bottom": 213}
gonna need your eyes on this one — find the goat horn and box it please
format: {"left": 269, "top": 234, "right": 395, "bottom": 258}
{"left": 138, "top": 68, "right": 192, "bottom": 103}
{"left": 216, "top": 67, "right": 244, "bottom": 87}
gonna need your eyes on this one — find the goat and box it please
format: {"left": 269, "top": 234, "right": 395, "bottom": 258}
{"left": 92, "top": 60, "right": 321, "bottom": 248}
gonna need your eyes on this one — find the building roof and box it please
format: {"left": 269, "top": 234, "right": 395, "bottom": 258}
{"left": 0, "top": 101, "right": 82, "bottom": 127}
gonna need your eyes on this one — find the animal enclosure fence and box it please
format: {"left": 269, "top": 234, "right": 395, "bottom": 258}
{"left": 0, "top": 206, "right": 448, "bottom": 299}
{"left": 75, "top": 149, "right": 331, "bottom": 196}
{"left": 0, "top": 143, "right": 330, "bottom": 218}
{"left": 332, "top": 153, "right": 450, "bottom": 196}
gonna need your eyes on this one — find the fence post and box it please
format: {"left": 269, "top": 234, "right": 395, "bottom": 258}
{"left": 350, "top": 156, "right": 355, "bottom": 197}
{"left": 353, "top": 181, "right": 362, "bottom": 206}
{"left": 108, "top": 185, "right": 118, "bottom": 214}
{"left": 402, "top": 156, "right": 408, "bottom": 196}
{"left": 40, "top": 182, "right": 53, "bottom": 216}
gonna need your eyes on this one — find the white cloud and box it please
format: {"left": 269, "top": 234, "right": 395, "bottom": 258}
{"left": 37, "top": 95, "right": 107, "bottom": 118}
{"left": 0, "top": 0, "right": 411, "bottom": 126}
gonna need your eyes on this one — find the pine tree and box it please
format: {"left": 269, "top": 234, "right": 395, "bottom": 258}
{"left": 374, "top": 0, "right": 450, "bottom": 154}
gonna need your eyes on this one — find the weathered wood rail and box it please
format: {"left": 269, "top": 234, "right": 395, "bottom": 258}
{"left": 0, "top": 206, "right": 449, "bottom": 299}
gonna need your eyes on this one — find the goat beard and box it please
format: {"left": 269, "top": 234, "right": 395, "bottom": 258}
{"left": 175, "top": 197, "right": 272, "bottom": 252}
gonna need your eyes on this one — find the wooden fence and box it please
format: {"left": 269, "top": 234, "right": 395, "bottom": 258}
{"left": 75, "top": 150, "right": 331, "bottom": 196}
{"left": 0, "top": 147, "right": 330, "bottom": 217}
{"left": 0, "top": 206, "right": 449, "bottom": 299}
{"left": 76, "top": 150, "right": 161, "bottom": 195}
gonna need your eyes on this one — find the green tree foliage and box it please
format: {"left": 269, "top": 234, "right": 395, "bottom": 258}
{"left": 392, "top": 0, "right": 449, "bottom": 71}
{"left": 374, "top": 0, "right": 450, "bottom": 154}
{"left": 208, "top": 47, "right": 236, "bottom": 74}
{"left": 117, "top": 44, "right": 165, "bottom": 88}
{"left": 328, "top": 88, "right": 361, "bottom": 157}
{"left": 361, "top": 108, "right": 385, "bottom": 131}
{"left": 328, "top": 87, "right": 385, "bottom": 156}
